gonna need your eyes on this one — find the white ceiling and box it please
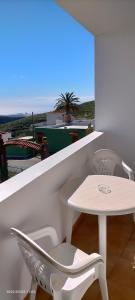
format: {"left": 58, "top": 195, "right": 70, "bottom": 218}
{"left": 56, "top": 0, "right": 135, "bottom": 36}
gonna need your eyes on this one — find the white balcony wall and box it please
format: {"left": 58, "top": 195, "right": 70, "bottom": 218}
{"left": 0, "top": 131, "right": 104, "bottom": 300}
{"left": 95, "top": 31, "right": 135, "bottom": 169}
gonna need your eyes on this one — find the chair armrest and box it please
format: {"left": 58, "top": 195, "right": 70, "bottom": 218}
{"left": 11, "top": 228, "right": 102, "bottom": 277}
{"left": 50, "top": 253, "right": 103, "bottom": 293}
{"left": 65, "top": 253, "right": 103, "bottom": 275}
{"left": 122, "top": 161, "right": 134, "bottom": 180}
{"left": 49, "top": 251, "right": 103, "bottom": 276}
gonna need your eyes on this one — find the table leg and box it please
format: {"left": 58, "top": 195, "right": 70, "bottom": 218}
{"left": 66, "top": 207, "right": 74, "bottom": 243}
{"left": 98, "top": 215, "right": 107, "bottom": 272}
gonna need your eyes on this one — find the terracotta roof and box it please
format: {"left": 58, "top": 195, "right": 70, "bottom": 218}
{"left": 4, "top": 139, "right": 41, "bottom": 151}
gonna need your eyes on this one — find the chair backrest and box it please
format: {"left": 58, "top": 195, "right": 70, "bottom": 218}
{"left": 92, "top": 149, "right": 122, "bottom": 175}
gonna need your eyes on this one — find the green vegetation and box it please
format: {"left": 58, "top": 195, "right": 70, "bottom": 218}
{"left": 0, "top": 113, "right": 47, "bottom": 134}
{"left": 74, "top": 100, "right": 95, "bottom": 119}
{"left": 0, "top": 115, "right": 24, "bottom": 125}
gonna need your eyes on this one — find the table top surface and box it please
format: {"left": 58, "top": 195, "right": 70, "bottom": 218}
{"left": 68, "top": 175, "right": 135, "bottom": 216}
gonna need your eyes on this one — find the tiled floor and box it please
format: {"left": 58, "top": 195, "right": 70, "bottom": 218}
{"left": 25, "top": 214, "right": 135, "bottom": 300}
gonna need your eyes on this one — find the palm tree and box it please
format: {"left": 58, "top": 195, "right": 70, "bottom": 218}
{"left": 54, "top": 92, "right": 80, "bottom": 123}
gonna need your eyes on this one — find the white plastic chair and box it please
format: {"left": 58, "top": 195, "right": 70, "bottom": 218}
{"left": 92, "top": 149, "right": 134, "bottom": 179}
{"left": 91, "top": 149, "right": 135, "bottom": 220}
{"left": 11, "top": 226, "right": 109, "bottom": 300}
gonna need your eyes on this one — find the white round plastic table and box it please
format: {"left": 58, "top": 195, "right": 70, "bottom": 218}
{"left": 67, "top": 175, "right": 135, "bottom": 271}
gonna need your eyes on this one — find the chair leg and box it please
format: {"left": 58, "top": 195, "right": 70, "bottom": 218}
{"left": 29, "top": 279, "right": 37, "bottom": 300}
{"left": 98, "top": 264, "right": 109, "bottom": 300}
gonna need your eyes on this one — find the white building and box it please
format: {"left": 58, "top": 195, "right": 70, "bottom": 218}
{"left": 46, "top": 111, "right": 65, "bottom": 125}
{"left": 0, "top": 131, "right": 11, "bottom": 142}
{"left": 0, "top": 1, "right": 135, "bottom": 299}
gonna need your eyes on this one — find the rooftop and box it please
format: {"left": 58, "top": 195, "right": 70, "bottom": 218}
{"left": 0, "top": 131, "right": 8, "bottom": 134}
{"left": 59, "top": 125, "right": 88, "bottom": 129}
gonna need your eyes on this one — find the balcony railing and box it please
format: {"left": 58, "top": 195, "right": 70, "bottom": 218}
{"left": 0, "top": 131, "right": 104, "bottom": 300}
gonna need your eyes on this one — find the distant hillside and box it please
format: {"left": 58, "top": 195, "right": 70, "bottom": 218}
{"left": 0, "top": 115, "right": 24, "bottom": 125}
{"left": 75, "top": 100, "right": 95, "bottom": 119}
{"left": 0, "top": 113, "right": 47, "bottom": 132}
{"left": 0, "top": 100, "right": 95, "bottom": 134}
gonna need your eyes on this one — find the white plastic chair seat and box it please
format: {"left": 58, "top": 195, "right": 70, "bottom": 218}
{"left": 49, "top": 242, "right": 95, "bottom": 270}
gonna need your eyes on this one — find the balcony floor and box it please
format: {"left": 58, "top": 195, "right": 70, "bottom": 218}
{"left": 25, "top": 213, "right": 135, "bottom": 300}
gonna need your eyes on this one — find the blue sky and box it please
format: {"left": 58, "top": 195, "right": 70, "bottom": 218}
{"left": 0, "top": 0, "right": 94, "bottom": 115}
